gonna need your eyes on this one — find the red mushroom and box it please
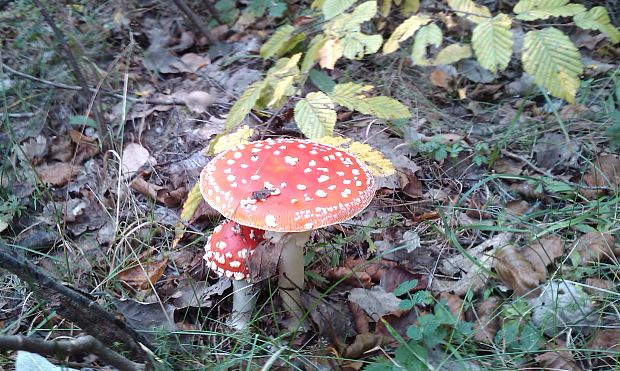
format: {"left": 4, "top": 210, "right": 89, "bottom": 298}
{"left": 200, "top": 138, "right": 375, "bottom": 324}
{"left": 204, "top": 220, "right": 264, "bottom": 329}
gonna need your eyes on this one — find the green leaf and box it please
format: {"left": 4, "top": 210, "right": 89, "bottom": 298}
{"left": 329, "top": 82, "right": 373, "bottom": 110}
{"left": 308, "top": 69, "right": 336, "bottom": 93}
{"left": 447, "top": 0, "right": 492, "bottom": 24}
{"left": 351, "top": 1, "right": 378, "bottom": 23}
{"left": 411, "top": 23, "right": 442, "bottom": 66}
{"left": 68, "top": 115, "right": 97, "bottom": 128}
{"left": 342, "top": 33, "right": 383, "bottom": 59}
{"left": 574, "top": 6, "right": 620, "bottom": 44}
{"left": 224, "top": 81, "right": 265, "bottom": 129}
{"left": 513, "top": 0, "right": 585, "bottom": 21}
{"left": 294, "top": 92, "right": 337, "bottom": 139}
{"left": 394, "top": 279, "right": 419, "bottom": 296}
{"left": 433, "top": 43, "right": 472, "bottom": 65}
{"left": 522, "top": 28, "right": 583, "bottom": 103}
{"left": 382, "top": 14, "right": 431, "bottom": 54}
{"left": 323, "top": 1, "right": 377, "bottom": 37}
{"left": 361, "top": 96, "right": 411, "bottom": 119}
{"left": 322, "top": 0, "right": 356, "bottom": 20}
{"left": 402, "top": 0, "right": 420, "bottom": 16}
{"left": 259, "top": 25, "right": 295, "bottom": 59}
{"left": 302, "top": 34, "right": 327, "bottom": 73}
{"left": 472, "top": 13, "right": 513, "bottom": 72}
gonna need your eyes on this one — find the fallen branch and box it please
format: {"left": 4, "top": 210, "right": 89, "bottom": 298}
{"left": 0, "top": 242, "right": 153, "bottom": 364}
{"left": 0, "top": 335, "right": 143, "bottom": 371}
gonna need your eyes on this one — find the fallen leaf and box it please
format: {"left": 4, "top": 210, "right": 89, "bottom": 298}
{"left": 131, "top": 176, "right": 161, "bottom": 200}
{"left": 344, "top": 257, "right": 398, "bottom": 282}
{"left": 348, "top": 301, "right": 370, "bottom": 334}
{"left": 588, "top": 329, "right": 620, "bottom": 353}
{"left": 582, "top": 154, "right": 620, "bottom": 198}
{"left": 379, "top": 267, "right": 427, "bottom": 293}
{"left": 325, "top": 267, "right": 372, "bottom": 288}
{"left": 573, "top": 232, "right": 617, "bottom": 265}
{"left": 318, "top": 38, "right": 343, "bottom": 70}
{"left": 35, "top": 162, "right": 82, "bottom": 186}
{"left": 439, "top": 292, "right": 464, "bottom": 321}
{"left": 433, "top": 233, "right": 512, "bottom": 296}
{"left": 430, "top": 66, "right": 455, "bottom": 89}
{"left": 348, "top": 286, "right": 401, "bottom": 321}
{"left": 171, "top": 279, "right": 231, "bottom": 308}
{"left": 112, "top": 298, "right": 177, "bottom": 334}
{"left": 521, "top": 236, "right": 564, "bottom": 278}
{"left": 535, "top": 341, "right": 580, "bottom": 371}
{"left": 121, "top": 143, "right": 155, "bottom": 178}
{"left": 171, "top": 52, "right": 210, "bottom": 73}
{"left": 183, "top": 91, "right": 216, "bottom": 113}
{"left": 583, "top": 278, "right": 615, "bottom": 299}
{"left": 17, "top": 135, "right": 48, "bottom": 162}
{"left": 494, "top": 245, "right": 544, "bottom": 297}
{"left": 533, "top": 132, "right": 579, "bottom": 172}
{"left": 397, "top": 168, "right": 424, "bottom": 198}
{"left": 468, "top": 296, "right": 500, "bottom": 344}
{"left": 339, "top": 333, "right": 394, "bottom": 359}
{"left": 118, "top": 258, "right": 168, "bottom": 290}
{"left": 48, "top": 136, "right": 74, "bottom": 162}
{"left": 505, "top": 200, "right": 530, "bottom": 215}
{"left": 302, "top": 290, "right": 356, "bottom": 339}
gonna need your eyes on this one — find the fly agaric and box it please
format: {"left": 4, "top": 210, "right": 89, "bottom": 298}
{"left": 200, "top": 138, "right": 375, "bottom": 323}
{"left": 204, "top": 220, "right": 265, "bottom": 329}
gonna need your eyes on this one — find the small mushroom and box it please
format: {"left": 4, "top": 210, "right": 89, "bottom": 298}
{"left": 200, "top": 138, "right": 375, "bottom": 325}
{"left": 204, "top": 220, "right": 264, "bottom": 329}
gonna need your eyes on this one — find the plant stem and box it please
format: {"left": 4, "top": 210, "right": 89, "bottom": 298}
{"left": 230, "top": 279, "right": 258, "bottom": 330}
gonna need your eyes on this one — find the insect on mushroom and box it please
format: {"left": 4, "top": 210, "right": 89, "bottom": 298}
{"left": 200, "top": 138, "right": 375, "bottom": 325}
{"left": 204, "top": 220, "right": 265, "bottom": 329}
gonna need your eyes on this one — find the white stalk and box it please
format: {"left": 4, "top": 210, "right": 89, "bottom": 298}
{"left": 229, "top": 279, "right": 257, "bottom": 330}
{"left": 266, "top": 230, "right": 312, "bottom": 322}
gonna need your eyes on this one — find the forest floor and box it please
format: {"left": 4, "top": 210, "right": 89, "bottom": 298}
{"left": 0, "top": 1, "right": 619, "bottom": 370}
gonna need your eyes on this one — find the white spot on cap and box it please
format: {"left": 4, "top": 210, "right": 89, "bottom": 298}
{"left": 230, "top": 182, "right": 238, "bottom": 188}
{"left": 225, "top": 270, "right": 233, "bottom": 278}
{"left": 285, "top": 156, "right": 299, "bottom": 166}
{"left": 304, "top": 168, "right": 311, "bottom": 173}
{"left": 273, "top": 150, "right": 281, "bottom": 155}
{"left": 343, "top": 179, "right": 352, "bottom": 185}
{"left": 241, "top": 163, "right": 249, "bottom": 169}
{"left": 291, "top": 198, "right": 298, "bottom": 204}
{"left": 310, "top": 150, "right": 318, "bottom": 155}
{"left": 251, "top": 174, "right": 261, "bottom": 180}
{"left": 279, "top": 145, "right": 287, "bottom": 149}
{"left": 352, "top": 169, "right": 361, "bottom": 176}
{"left": 227, "top": 159, "right": 236, "bottom": 165}
{"left": 280, "top": 182, "right": 287, "bottom": 188}
{"left": 317, "top": 168, "right": 328, "bottom": 172}
{"left": 225, "top": 252, "right": 233, "bottom": 258}
{"left": 251, "top": 148, "right": 261, "bottom": 153}
{"left": 336, "top": 171, "right": 345, "bottom": 176}
{"left": 233, "top": 272, "right": 246, "bottom": 280}
{"left": 309, "top": 160, "right": 316, "bottom": 166}
{"left": 233, "top": 152, "right": 242, "bottom": 159}
{"left": 265, "top": 214, "right": 277, "bottom": 228}
{"left": 341, "top": 189, "right": 352, "bottom": 198}
{"left": 328, "top": 185, "right": 336, "bottom": 190}
{"left": 356, "top": 180, "right": 363, "bottom": 187}
{"left": 251, "top": 155, "right": 258, "bottom": 162}
{"left": 227, "top": 174, "right": 236, "bottom": 182}
{"left": 224, "top": 168, "right": 232, "bottom": 174}
{"left": 318, "top": 175, "right": 329, "bottom": 183}
{"left": 296, "top": 184, "right": 307, "bottom": 190}
{"left": 238, "top": 249, "right": 248, "bottom": 259}
{"left": 315, "top": 189, "right": 327, "bottom": 198}
{"left": 304, "top": 222, "right": 314, "bottom": 229}
{"left": 298, "top": 144, "right": 307, "bottom": 148}
{"left": 229, "top": 260, "right": 241, "bottom": 268}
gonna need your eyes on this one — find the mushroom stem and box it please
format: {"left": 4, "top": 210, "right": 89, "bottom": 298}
{"left": 267, "top": 230, "right": 312, "bottom": 322}
{"left": 229, "top": 279, "right": 257, "bottom": 330}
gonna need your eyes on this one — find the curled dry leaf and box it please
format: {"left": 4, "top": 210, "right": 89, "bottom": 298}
{"left": 573, "top": 232, "right": 617, "bottom": 265}
{"left": 348, "top": 286, "right": 401, "bottom": 321}
{"left": 117, "top": 258, "right": 168, "bottom": 290}
{"left": 505, "top": 199, "right": 530, "bottom": 216}
{"left": 183, "top": 91, "right": 216, "bottom": 113}
{"left": 468, "top": 296, "right": 500, "bottom": 344}
{"left": 348, "top": 301, "right": 370, "bottom": 334}
{"left": 344, "top": 257, "right": 398, "bottom": 282}
{"left": 121, "top": 143, "right": 155, "bottom": 178}
{"left": 325, "top": 267, "right": 372, "bottom": 288}
{"left": 494, "top": 245, "right": 545, "bottom": 297}
{"left": 582, "top": 154, "right": 620, "bottom": 198}
{"left": 380, "top": 266, "right": 427, "bottom": 293}
{"left": 397, "top": 168, "right": 424, "bottom": 198}
{"left": 339, "top": 333, "right": 394, "bottom": 359}
{"left": 521, "top": 236, "right": 564, "bottom": 278}
{"left": 35, "top": 162, "right": 82, "bottom": 186}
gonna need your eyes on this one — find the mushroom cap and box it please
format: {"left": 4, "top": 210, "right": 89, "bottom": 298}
{"left": 200, "top": 138, "right": 375, "bottom": 232}
{"left": 204, "top": 220, "right": 265, "bottom": 280}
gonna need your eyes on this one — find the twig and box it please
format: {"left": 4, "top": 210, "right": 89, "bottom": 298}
{"left": 0, "top": 112, "right": 34, "bottom": 118}
{"left": 0, "top": 335, "right": 144, "bottom": 371}
{"left": 201, "top": 0, "right": 225, "bottom": 25}
{"left": 31, "top": 0, "right": 107, "bottom": 149}
{"left": 171, "top": 0, "right": 218, "bottom": 44}
{"left": 0, "top": 242, "right": 154, "bottom": 363}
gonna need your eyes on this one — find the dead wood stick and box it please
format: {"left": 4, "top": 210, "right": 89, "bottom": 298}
{"left": 0, "top": 242, "right": 153, "bottom": 363}
{"left": 171, "top": 0, "right": 218, "bottom": 44}
{"left": 0, "top": 335, "right": 143, "bottom": 371}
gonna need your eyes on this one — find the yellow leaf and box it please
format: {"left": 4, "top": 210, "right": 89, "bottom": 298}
{"left": 317, "top": 136, "right": 395, "bottom": 176}
{"left": 208, "top": 125, "right": 254, "bottom": 155}
{"left": 268, "top": 75, "right": 296, "bottom": 107}
{"left": 318, "top": 38, "right": 344, "bottom": 69}
{"left": 433, "top": 43, "right": 472, "bottom": 65}
{"left": 411, "top": 23, "right": 442, "bottom": 66}
{"left": 379, "top": 0, "right": 391, "bottom": 17}
{"left": 342, "top": 33, "right": 383, "bottom": 59}
{"left": 401, "top": 0, "right": 420, "bottom": 15}
{"left": 180, "top": 182, "right": 203, "bottom": 221}
{"left": 514, "top": 0, "right": 585, "bottom": 21}
{"left": 383, "top": 14, "right": 431, "bottom": 54}
{"left": 260, "top": 25, "right": 296, "bottom": 59}
{"left": 294, "top": 92, "right": 337, "bottom": 139}
{"left": 447, "top": 0, "right": 491, "bottom": 24}
{"left": 224, "top": 81, "right": 265, "bottom": 130}
{"left": 302, "top": 35, "right": 327, "bottom": 73}
{"left": 472, "top": 13, "right": 513, "bottom": 72}
{"left": 574, "top": 6, "right": 620, "bottom": 44}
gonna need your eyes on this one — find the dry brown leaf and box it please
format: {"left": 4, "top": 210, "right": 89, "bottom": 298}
{"left": 183, "top": 91, "right": 216, "bottom": 113}
{"left": 439, "top": 292, "right": 464, "bottom": 321}
{"left": 582, "top": 154, "right": 620, "bottom": 198}
{"left": 584, "top": 278, "right": 615, "bottom": 299}
{"left": 344, "top": 257, "right": 398, "bottom": 282}
{"left": 340, "top": 333, "right": 394, "bottom": 359}
{"left": 573, "top": 232, "right": 617, "bottom": 265}
{"left": 430, "top": 68, "right": 453, "bottom": 88}
{"left": 118, "top": 258, "right": 168, "bottom": 290}
{"left": 588, "top": 329, "right": 620, "bottom": 353}
{"left": 521, "top": 236, "right": 564, "bottom": 278}
{"left": 505, "top": 200, "right": 530, "bottom": 215}
{"left": 131, "top": 177, "right": 161, "bottom": 200}
{"left": 432, "top": 232, "right": 512, "bottom": 296}
{"left": 325, "top": 267, "right": 372, "bottom": 288}
{"left": 348, "top": 301, "right": 370, "bottom": 334}
{"left": 35, "top": 162, "right": 82, "bottom": 186}
{"left": 535, "top": 341, "right": 580, "bottom": 371}
{"left": 469, "top": 296, "right": 500, "bottom": 344}
{"left": 494, "top": 245, "right": 545, "bottom": 297}
{"left": 380, "top": 267, "right": 427, "bottom": 293}
{"left": 397, "top": 168, "right": 424, "bottom": 198}
{"left": 121, "top": 143, "right": 155, "bottom": 178}
{"left": 48, "top": 137, "right": 74, "bottom": 162}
